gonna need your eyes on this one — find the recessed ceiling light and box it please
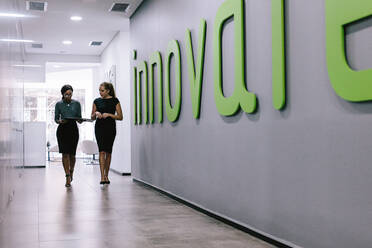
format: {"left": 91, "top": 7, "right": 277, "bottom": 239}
{"left": 12, "top": 64, "right": 42, "bottom": 68}
{"left": 62, "top": 40, "right": 72, "bottom": 45}
{"left": 0, "top": 38, "right": 34, "bottom": 43}
{"left": 0, "top": 13, "right": 26, "bottom": 18}
{"left": 70, "top": 16, "right": 82, "bottom": 21}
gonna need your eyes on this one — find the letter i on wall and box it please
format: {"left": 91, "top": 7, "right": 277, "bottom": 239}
{"left": 133, "top": 50, "right": 138, "bottom": 125}
{"left": 272, "top": 0, "right": 286, "bottom": 110}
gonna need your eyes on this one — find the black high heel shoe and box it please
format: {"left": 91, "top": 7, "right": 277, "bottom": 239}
{"left": 65, "top": 174, "right": 71, "bottom": 187}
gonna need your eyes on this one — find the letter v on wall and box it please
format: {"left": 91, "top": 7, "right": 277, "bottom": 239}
{"left": 185, "top": 19, "right": 207, "bottom": 119}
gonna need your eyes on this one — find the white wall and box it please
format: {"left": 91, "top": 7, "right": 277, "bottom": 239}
{"left": 24, "top": 122, "right": 46, "bottom": 167}
{"left": 99, "top": 31, "right": 131, "bottom": 174}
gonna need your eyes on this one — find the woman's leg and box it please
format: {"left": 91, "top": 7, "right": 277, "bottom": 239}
{"left": 99, "top": 151, "right": 106, "bottom": 182}
{"left": 104, "top": 153, "right": 112, "bottom": 182}
{"left": 69, "top": 154, "right": 76, "bottom": 181}
{"left": 62, "top": 153, "right": 71, "bottom": 186}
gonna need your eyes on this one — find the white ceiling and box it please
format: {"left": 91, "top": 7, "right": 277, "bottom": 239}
{"left": 16, "top": 0, "right": 142, "bottom": 56}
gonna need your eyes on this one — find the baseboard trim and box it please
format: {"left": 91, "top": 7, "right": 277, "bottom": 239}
{"left": 110, "top": 168, "right": 131, "bottom": 176}
{"left": 133, "top": 178, "right": 296, "bottom": 248}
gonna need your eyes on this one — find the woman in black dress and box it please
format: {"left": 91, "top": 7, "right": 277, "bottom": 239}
{"left": 55, "top": 84, "right": 82, "bottom": 187}
{"left": 91, "top": 82, "right": 123, "bottom": 184}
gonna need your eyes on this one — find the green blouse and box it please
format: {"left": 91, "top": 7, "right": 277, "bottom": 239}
{"left": 54, "top": 100, "right": 82, "bottom": 123}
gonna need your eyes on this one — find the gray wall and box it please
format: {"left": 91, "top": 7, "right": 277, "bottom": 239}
{"left": 130, "top": 0, "right": 372, "bottom": 247}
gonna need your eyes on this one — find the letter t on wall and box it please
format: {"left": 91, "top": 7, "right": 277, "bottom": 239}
{"left": 272, "top": 0, "right": 286, "bottom": 110}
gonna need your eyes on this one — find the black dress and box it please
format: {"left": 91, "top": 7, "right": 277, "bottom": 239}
{"left": 94, "top": 97, "right": 120, "bottom": 153}
{"left": 54, "top": 100, "right": 81, "bottom": 155}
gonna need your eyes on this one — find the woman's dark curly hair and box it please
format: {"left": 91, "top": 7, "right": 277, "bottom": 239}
{"left": 61, "top": 84, "right": 73, "bottom": 100}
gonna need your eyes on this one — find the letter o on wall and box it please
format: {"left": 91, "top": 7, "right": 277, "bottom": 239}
{"left": 165, "top": 40, "right": 182, "bottom": 122}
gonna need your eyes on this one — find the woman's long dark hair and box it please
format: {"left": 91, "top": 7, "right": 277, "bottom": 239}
{"left": 101, "top": 82, "right": 116, "bottom": 98}
{"left": 61, "top": 84, "right": 73, "bottom": 100}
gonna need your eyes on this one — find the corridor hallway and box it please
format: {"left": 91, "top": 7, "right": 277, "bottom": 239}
{"left": 0, "top": 161, "right": 272, "bottom": 248}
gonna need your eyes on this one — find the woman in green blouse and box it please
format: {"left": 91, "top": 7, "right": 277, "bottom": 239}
{"left": 54, "top": 85, "right": 82, "bottom": 187}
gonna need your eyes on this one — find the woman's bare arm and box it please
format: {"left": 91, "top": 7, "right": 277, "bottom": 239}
{"left": 91, "top": 103, "right": 102, "bottom": 120}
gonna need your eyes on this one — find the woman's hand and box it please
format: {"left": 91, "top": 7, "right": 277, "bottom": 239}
{"left": 58, "top": 119, "right": 67, "bottom": 124}
{"left": 95, "top": 111, "right": 102, "bottom": 119}
{"left": 102, "top": 113, "right": 111, "bottom": 119}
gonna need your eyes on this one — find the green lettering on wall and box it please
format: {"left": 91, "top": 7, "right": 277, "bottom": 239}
{"left": 272, "top": 0, "right": 286, "bottom": 110}
{"left": 165, "top": 40, "right": 182, "bottom": 122}
{"left": 133, "top": 50, "right": 138, "bottom": 125}
{"left": 326, "top": 0, "right": 372, "bottom": 101}
{"left": 133, "top": 66, "right": 138, "bottom": 125}
{"left": 149, "top": 51, "right": 164, "bottom": 124}
{"left": 185, "top": 19, "right": 207, "bottom": 119}
{"left": 213, "top": 0, "right": 257, "bottom": 116}
{"left": 137, "top": 61, "right": 148, "bottom": 124}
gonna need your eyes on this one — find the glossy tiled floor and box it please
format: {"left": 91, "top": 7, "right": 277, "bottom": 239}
{"left": 0, "top": 160, "right": 273, "bottom": 248}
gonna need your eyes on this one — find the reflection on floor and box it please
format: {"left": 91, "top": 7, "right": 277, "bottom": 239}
{"left": 0, "top": 160, "right": 273, "bottom": 248}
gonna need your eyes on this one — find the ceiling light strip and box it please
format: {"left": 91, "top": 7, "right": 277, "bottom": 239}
{"left": 12, "top": 64, "right": 42, "bottom": 68}
{"left": 0, "top": 13, "right": 26, "bottom": 18}
{"left": 0, "top": 39, "right": 34, "bottom": 43}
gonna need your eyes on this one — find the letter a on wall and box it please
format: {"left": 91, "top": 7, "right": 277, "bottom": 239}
{"left": 213, "top": 0, "right": 257, "bottom": 116}
{"left": 326, "top": 0, "right": 372, "bottom": 101}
